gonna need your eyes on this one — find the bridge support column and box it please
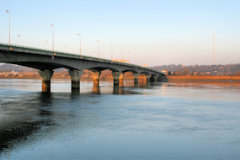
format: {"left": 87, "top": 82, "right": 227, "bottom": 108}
{"left": 113, "top": 85, "right": 124, "bottom": 94}
{"left": 158, "top": 75, "right": 168, "bottom": 82}
{"left": 119, "top": 73, "right": 124, "bottom": 87}
{"left": 133, "top": 73, "right": 139, "bottom": 87}
{"left": 39, "top": 70, "right": 53, "bottom": 92}
{"left": 69, "top": 70, "right": 83, "bottom": 92}
{"left": 145, "top": 75, "right": 151, "bottom": 84}
{"left": 112, "top": 72, "right": 122, "bottom": 87}
{"left": 153, "top": 76, "right": 158, "bottom": 82}
{"left": 92, "top": 71, "right": 101, "bottom": 87}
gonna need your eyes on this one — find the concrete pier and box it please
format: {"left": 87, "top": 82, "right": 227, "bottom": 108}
{"left": 92, "top": 71, "right": 101, "bottom": 87}
{"left": 69, "top": 70, "right": 83, "bottom": 91}
{"left": 153, "top": 76, "right": 159, "bottom": 82}
{"left": 119, "top": 73, "right": 124, "bottom": 87}
{"left": 133, "top": 73, "right": 139, "bottom": 87}
{"left": 113, "top": 85, "right": 124, "bottom": 94}
{"left": 158, "top": 75, "right": 168, "bottom": 82}
{"left": 112, "top": 72, "right": 121, "bottom": 86}
{"left": 145, "top": 75, "right": 151, "bottom": 84}
{"left": 39, "top": 70, "right": 53, "bottom": 92}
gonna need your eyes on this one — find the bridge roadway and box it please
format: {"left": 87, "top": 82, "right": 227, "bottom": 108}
{"left": 0, "top": 43, "right": 167, "bottom": 91}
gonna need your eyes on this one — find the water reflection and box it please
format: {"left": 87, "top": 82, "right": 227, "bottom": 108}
{"left": 71, "top": 88, "right": 80, "bottom": 98}
{"left": 39, "top": 91, "right": 52, "bottom": 106}
{"left": 0, "top": 92, "right": 55, "bottom": 152}
{"left": 157, "top": 82, "right": 240, "bottom": 101}
{"left": 92, "top": 84, "right": 100, "bottom": 94}
{"left": 0, "top": 83, "right": 142, "bottom": 153}
{"left": 0, "top": 80, "right": 240, "bottom": 159}
{"left": 113, "top": 86, "right": 124, "bottom": 94}
{"left": 42, "top": 82, "right": 51, "bottom": 92}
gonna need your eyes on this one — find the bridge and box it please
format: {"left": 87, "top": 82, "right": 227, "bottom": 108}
{"left": 0, "top": 43, "right": 167, "bottom": 91}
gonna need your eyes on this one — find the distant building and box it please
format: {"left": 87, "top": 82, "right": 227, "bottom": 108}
{"left": 161, "top": 70, "right": 168, "bottom": 75}
{"left": 212, "top": 71, "right": 218, "bottom": 75}
{"left": 112, "top": 59, "right": 130, "bottom": 63}
{"left": 205, "top": 72, "right": 211, "bottom": 75}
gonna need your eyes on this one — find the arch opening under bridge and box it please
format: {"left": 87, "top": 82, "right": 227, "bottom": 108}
{"left": 0, "top": 44, "right": 168, "bottom": 92}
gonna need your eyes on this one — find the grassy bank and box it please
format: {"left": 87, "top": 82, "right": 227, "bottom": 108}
{"left": 167, "top": 75, "right": 240, "bottom": 83}
{"left": 0, "top": 71, "right": 147, "bottom": 81}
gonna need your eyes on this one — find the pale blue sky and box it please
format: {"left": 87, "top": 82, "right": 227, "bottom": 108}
{"left": 0, "top": 0, "right": 240, "bottom": 65}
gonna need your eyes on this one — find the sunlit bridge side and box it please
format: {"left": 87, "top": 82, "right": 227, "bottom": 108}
{"left": 0, "top": 43, "right": 168, "bottom": 92}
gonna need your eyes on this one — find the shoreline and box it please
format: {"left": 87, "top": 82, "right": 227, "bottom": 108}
{"left": 1, "top": 72, "right": 240, "bottom": 83}
{"left": 167, "top": 75, "right": 240, "bottom": 83}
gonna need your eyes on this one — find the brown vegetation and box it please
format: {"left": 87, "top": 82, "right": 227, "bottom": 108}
{"left": 168, "top": 75, "right": 240, "bottom": 83}
{"left": 0, "top": 70, "right": 147, "bottom": 82}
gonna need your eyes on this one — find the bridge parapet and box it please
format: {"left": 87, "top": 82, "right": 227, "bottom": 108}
{"left": 0, "top": 43, "right": 161, "bottom": 74}
{"left": 0, "top": 43, "right": 168, "bottom": 92}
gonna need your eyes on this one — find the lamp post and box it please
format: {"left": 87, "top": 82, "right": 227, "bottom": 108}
{"left": 65, "top": 44, "right": 68, "bottom": 52}
{"left": 77, "top": 33, "right": 82, "bottom": 58}
{"left": 96, "top": 40, "right": 100, "bottom": 59}
{"left": 45, "top": 40, "right": 48, "bottom": 50}
{"left": 121, "top": 48, "right": 123, "bottom": 60}
{"left": 50, "top": 24, "right": 55, "bottom": 59}
{"left": 110, "top": 44, "right": 113, "bottom": 61}
{"left": 50, "top": 24, "right": 54, "bottom": 51}
{"left": 6, "top": 10, "right": 10, "bottom": 45}
{"left": 17, "top": 34, "right": 21, "bottom": 45}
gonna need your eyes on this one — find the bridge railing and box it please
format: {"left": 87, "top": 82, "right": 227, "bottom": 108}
{"left": 0, "top": 43, "right": 161, "bottom": 74}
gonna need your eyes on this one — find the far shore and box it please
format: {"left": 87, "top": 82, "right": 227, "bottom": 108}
{"left": 0, "top": 71, "right": 145, "bottom": 82}
{"left": 0, "top": 72, "right": 240, "bottom": 83}
{"left": 167, "top": 75, "right": 240, "bottom": 83}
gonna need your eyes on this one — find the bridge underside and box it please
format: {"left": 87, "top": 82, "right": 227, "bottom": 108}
{"left": 0, "top": 45, "right": 168, "bottom": 92}
{"left": 12, "top": 62, "right": 76, "bottom": 71}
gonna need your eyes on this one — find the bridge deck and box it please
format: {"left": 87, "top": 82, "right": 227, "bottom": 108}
{"left": 0, "top": 43, "right": 162, "bottom": 75}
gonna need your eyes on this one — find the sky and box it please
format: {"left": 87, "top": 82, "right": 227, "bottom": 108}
{"left": 0, "top": 0, "right": 240, "bottom": 66}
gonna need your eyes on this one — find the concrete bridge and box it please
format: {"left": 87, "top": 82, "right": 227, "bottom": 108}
{"left": 0, "top": 43, "right": 167, "bottom": 91}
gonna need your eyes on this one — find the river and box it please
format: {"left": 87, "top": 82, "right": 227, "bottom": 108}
{"left": 0, "top": 79, "right": 240, "bottom": 160}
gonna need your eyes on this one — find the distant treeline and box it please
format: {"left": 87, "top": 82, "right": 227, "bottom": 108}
{"left": 0, "top": 64, "right": 36, "bottom": 72}
{"left": 0, "top": 64, "right": 147, "bottom": 81}
{"left": 1, "top": 63, "right": 240, "bottom": 76}
{"left": 152, "top": 64, "right": 240, "bottom": 76}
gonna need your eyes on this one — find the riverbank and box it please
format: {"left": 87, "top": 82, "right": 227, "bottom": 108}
{"left": 167, "top": 75, "right": 240, "bottom": 83}
{"left": 1, "top": 72, "right": 240, "bottom": 83}
{"left": 0, "top": 71, "right": 146, "bottom": 81}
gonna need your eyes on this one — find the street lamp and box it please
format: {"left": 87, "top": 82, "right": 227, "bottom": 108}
{"left": 77, "top": 33, "right": 82, "bottom": 58}
{"left": 121, "top": 48, "right": 123, "bottom": 60}
{"left": 5, "top": 10, "right": 10, "bottom": 45}
{"left": 96, "top": 40, "right": 100, "bottom": 59}
{"left": 45, "top": 40, "right": 48, "bottom": 50}
{"left": 50, "top": 24, "right": 54, "bottom": 51}
{"left": 50, "top": 24, "right": 55, "bottom": 59}
{"left": 65, "top": 44, "right": 68, "bottom": 52}
{"left": 17, "top": 34, "right": 21, "bottom": 45}
{"left": 110, "top": 44, "right": 113, "bottom": 61}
